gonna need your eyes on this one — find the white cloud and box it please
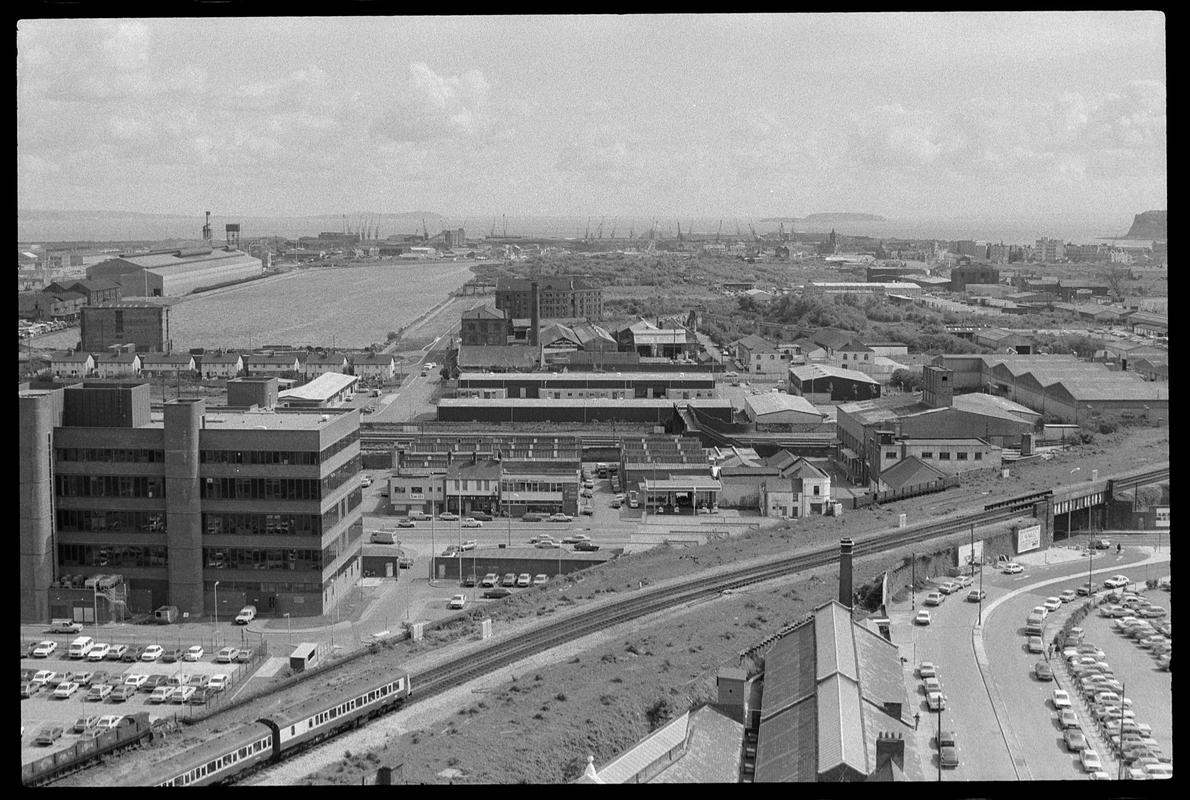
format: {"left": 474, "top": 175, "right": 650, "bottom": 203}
{"left": 371, "top": 63, "right": 493, "bottom": 143}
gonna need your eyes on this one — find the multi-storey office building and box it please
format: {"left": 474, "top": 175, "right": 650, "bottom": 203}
{"left": 19, "top": 381, "right": 363, "bottom": 622}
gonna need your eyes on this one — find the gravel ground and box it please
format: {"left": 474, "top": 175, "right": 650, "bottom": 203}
{"left": 53, "top": 425, "right": 1166, "bottom": 785}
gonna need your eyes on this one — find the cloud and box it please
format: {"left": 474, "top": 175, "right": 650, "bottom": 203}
{"left": 371, "top": 62, "right": 493, "bottom": 143}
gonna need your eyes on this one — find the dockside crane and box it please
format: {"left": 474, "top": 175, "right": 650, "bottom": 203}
{"left": 609, "top": 219, "right": 617, "bottom": 239}
{"left": 597, "top": 216, "right": 605, "bottom": 239}
{"left": 716, "top": 219, "right": 722, "bottom": 243}
{"left": 584, "top": 217, "right": 591, "bottom": 241}
{"left": 676, "top": 219, "right": 683, "bottom": 243}
{"left": 491, "top": 217, "right": 497, "bottom": 238}
{"left": 749, "top": 222, "right": 759, "bottom": 242}
{"left": 422, "top": 218, "right": 429, "bottom": 242}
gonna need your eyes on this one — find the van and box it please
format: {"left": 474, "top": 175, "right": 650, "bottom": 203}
{"left": 68, "top": 636, "right": 95, "bottom": 659}
{"left": 234, "top": 606, "right": 257, "bottom": 625}
{"left": 50, "top": 619, "right": 83, "bottom": 634}
{"left": 369, "top": 530, "right": 398, "bottom": 545}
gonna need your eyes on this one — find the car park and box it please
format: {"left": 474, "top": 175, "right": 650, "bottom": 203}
{"left": 140, "top": 645, "right": 164, "bottom": 662}
{"left": 31, "top": 641, "right": 58, "bottom": 658}
{"left": 439, "top": 512, "right": 459, "bottom": 522}
{"left": 1027, "top": 636, "right": 1044, "bottom": 653}
{"left": 547, "top": 513, "right": 573, "bottom": 523}
{"left": 52, "top": 681, "right": 80, "bottom": 699}
{"left": 449, "top": 594, "right": 467, "bottom": 610}
{"left": 516, "top": 573, "right": 532, "bottom": 587}
{"left": 148, "top": 686, "right": 175, "bottom": 704}
{"left": 184, "top": 646, "right": 204, "bottom": 662}
{"left": 483, "top": 587, "right": 513, "bottom": 599}
{"left": 85, "top": 684, "right": 113, "bottom": 701}
{"left": 917, "top": 662, "right": 937, "bottom": 678}
{"left": 461, "top": 518, "right": 482, "bottom": 528}
{"left": 35, "top": 726, "right": 65, "bottom": 746}
{"left": 216, "top": 647, "right": 240, "bottom": 663}
{"left": 1034, "top": 662, "right": 1053, "bottom": 681}
{"left": 914, "top": 610, "right": 931, "bottom": 626}
{"left": 924, "top": 592, "right": 943, "bottom": 606}
{"left": 1002, "top": 562, "right": 1023, "bottom": 574}
{"left": 966, "top": 589, "right": 986, "bottom": 602}
{"left": 1043, "top": 597, "right": 1062, "bottom": 612}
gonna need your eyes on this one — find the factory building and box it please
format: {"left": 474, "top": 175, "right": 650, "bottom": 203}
{"left": 87, "top": 245, "right": 263, "bottom": 297}
{"left": 496, "top": 276, "right": 603, "bottom": 320}
{"left": 788, "top": 364, "right": 881, "bottom": 404}
{"left": 18, "top": 382, "right": 363, "bottom": 622}
{"left": 455, "top": 371, "right": 716, "bottom": 400}
{"left": 80, "top": 302, "right": 171, "bottom": 353}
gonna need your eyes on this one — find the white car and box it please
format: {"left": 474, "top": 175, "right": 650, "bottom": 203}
{"left": 448, "top": 594, "right": 467, "bottom": 610}
{"left": 216, "top": 647, "right": 240, "bottom": 663}
{"left": 918, "top": 662, "right": 937, "bottom": 678}
{"left": 52, "top": 682, "right": 79, "bottom": 699}
{"left": 31, "top": 641, "right": 58, "bottom": 658}
{"left": 86, "top": 643, "right": 111, "bottom": 661}
{"left": 439, "top": 512, "right": 459, "bottom": 522}
{"left": 547, "top": 513, "right": 573, "bottom": 523}
{"left": 1043, "top": 597, "right": 1063, "bottom": 612}
{"left": 532, "top": 574, "right": 549, "bottom": 586}
{"left": 926, "top": 691, "right": 946, "bottom": 711}
{"left": 516, "top": 573, "right": 532, "bottom": 588}
{"left": 924, "top": 592, "right": 943, "bottom": 606}
{"left": 914, "top": 610, "right": 931, "bottom": 626}
{"left": 183, "top": 646, "right": 204, "bottom": 662}
{"left": 1052, "top": 689, "right": 1072, "bottom": 709}
{"left": 170, "top": 686, "right": 196, "bottom": 704}
{"left": 461, "top": 518, "right": 482, "bottom": 528}
{"left": 94, "top": 715, "right": 123, "bottom": 730}
{"left": 460, "top": 539, "right": 478, "bottom": 551}
{"left": 149, "top": 686, "right": 176, "bottom": 704}
{"left": 1002, "top": 562, "right": 1024, "bottom": 574}
{"left": 1059, "top": 589, "right": 1078, "bottom": 603}
{"left": 123, "top": 673, "right": 148, "bottom": 689}
{"left": 208, "top": 674, "right": 229, "bottom": 692}
{"left": 923, "top": 676, "right": 942, "bottom": 694}
{"left": 1081, "top": 749, "right": 1103, "bottom": 773}
{"left": 140, "top": 645, "right": 164, "bottom": 662}
{"left": 1103, "top": 575, "right": 1130, "bottom": 590}
{"left": 31, "top": 670, "right": 58, "bottom": 687}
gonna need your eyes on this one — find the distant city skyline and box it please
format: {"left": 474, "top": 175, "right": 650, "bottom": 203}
{"left": 18, "top": 13, "right": 1166, "bottom": 222}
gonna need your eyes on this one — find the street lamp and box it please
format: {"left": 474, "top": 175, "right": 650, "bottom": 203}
{"left": 283, "top": 612, "right": 291, "bottom": 644}
{"left": 213, "top": 581, "right": 220, "bottom": 649}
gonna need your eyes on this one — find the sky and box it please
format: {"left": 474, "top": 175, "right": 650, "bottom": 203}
{"left": 17, "top": 13, "right": 1166, "bottom": 224}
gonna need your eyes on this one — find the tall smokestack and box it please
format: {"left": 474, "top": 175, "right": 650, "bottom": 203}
{"left": 530, "top": 281, "right": 540, "bottom": 347}
{"left": 839, "top": 538, "right": 854, "bottom": 608}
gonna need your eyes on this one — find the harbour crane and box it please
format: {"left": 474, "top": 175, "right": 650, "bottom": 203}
{"left": 491, "top": 217, "right": 497, "bottom": 238}
{"left": 597, "top": 217, "right": 605, "bottom": 239}
{"left": 716, "top": 219, "right": 722, "bottom": 243}
{"left": 676, "top": 219, "right": 683, "bottom": 243}
{"left": 749, "top": 222, "right": 759, "bottom": 242}
{"left": 422, "top": 218, "right": 429, "bottom": 242}
{"left": 585, "top": 217, "right": 591, "bottom": 240}
{"left": 628, "top": 222, "right": 635, "bottom": 239}
{"left": 609, "top": 219, "right": 617, "bottom": 239}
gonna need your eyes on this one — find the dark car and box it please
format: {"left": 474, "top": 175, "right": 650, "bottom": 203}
{"left": 482, "top": 587, "right": 513, "bottom": 599}
{"left": 573, "top": 541, "right": 601, "bottom": 552}
{"left": 187, "top": 687, "right": 211, "bottom": 705}
{"left": 1035, "top": 661, "right": 1054, "bottom": 681}
{"left": 161, "top": 648, "right": 183, "bottom": 664}
{"left": 1064, "top": 729, "right": 1089, "bottom": 751}
{"left": 469, "top": 511, "right": 493, "bottom": 521}
{"left": 521, "top": 512, "right": 545, "bottom": 522}
{"left": 463, "top": 574, "right": 478, "bottom": 588}
{"left": 121, "top": 648, "right": 141, "bottom": 663}
{"left": 939, "top": 745, "right": 959, "bottom": 768}
{"left": 142, "top": 674, "right": 168, "bottom": 692}
{"left": 110, "top": 684, "right": 136, "bottom": 702}
{"left": 235, "top": 649, "right": 253, "bottom": 663}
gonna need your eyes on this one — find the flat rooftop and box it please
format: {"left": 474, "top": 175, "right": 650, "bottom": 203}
{"left": 146, "top": 409, "right": 352, "bottom": 430}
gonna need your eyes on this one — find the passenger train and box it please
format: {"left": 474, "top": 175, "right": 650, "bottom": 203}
{"left": 24, "top": 670, "right": 412, "bottom": 787}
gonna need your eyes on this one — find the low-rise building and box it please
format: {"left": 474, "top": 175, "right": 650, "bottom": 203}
{"left": 788, "top": 364, "right": 881, "bottom": 404}
{"left": 743, "top": 393, "right": 824, "bottom": 427}
{"left": 278, "top": 371, "right": 359, "bottom": 408}
{"left": 352, "top": 353, "right": 397, "bottom": 383}
{"left": 460, "top": 304, "right": 511, "bottom": 346}
{"left": 244, "top": 353, "right": 302, "bottom": 378}
{"left": 49, "top": 351, "right": 95, "bottom": 380}
{"left": 93, "top": 351, "right": 141, "bottom": 378}
{"left": 197, "top": 352, "right": 244, "bottom": 380}
{"left": 759, "top": 457, "right": 832, "bottom": 517}
{"left": 138, "top": 353, "right": 196, "bottom": 378}
{"left": 301, "top": 353, "right": 350, "bottom": 380}
{"left": 444, "top": 459, "right": 503, "bottom": 517}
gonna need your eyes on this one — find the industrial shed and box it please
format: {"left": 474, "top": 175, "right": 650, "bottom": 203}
{"left": 743, "top": 393, "right": 824, "bottom": 426}
{"left": 87, "top": 247, "right": 262, "bottom": 297}
{"left": 788, "top": 364, "right": 881, "bottom": 404}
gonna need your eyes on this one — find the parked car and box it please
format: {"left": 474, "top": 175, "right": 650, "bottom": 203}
{"left": 1065, "top": 729, "right": 1089, "bottom": 751}
{"left": 216, "top": 647, "right": 240, "bottom": 663}
{"left": 49, "top": 619, "right": 83, "bottom": 634}
{"left": 208, "top": 674, "right": 230, "bottom": 692}
{"left": 926, "top": 691, "right": 946, "bottom": 711}
{"left": 1059, "top": 589, "right": 1078, "bottom": 603}
{"left": 1103, "top": 575, "right": 1131, "bottom": 590}
{"left": 106, "top": 644, "right": 129, "bottom": 662}
{"left": 1076, "top": 582, "right": 1096, "bottom": 596}
{"left": 462, "top": 574, "right": 478, "bottom": 588}
{"left": 924, "top": 592, "right": 944, "bottom": 606}
{"left": 21, "top": 681, "right": 43, "bottom": 698}
{"left": 397, "top": 519, "right": 416, "bottom": 528}
{"left": 110, "top": 685, "right": 137, "bottom": 702}
{"left": 548, "top": 513, "right": 573, "bottom": 523}
{"left": 469, "top": 511, "right": 493, "bottom": 521}
{"left": 1043, "top": 597, "right": 1063, "bottom": 612}
{"left": 85, "top": 643, "right": 110, "bottom": 662}
{"left": 461, "top": 518, "right": 482, "bottom": 528}
{"left": 535, "top": 540, "right": 561, "bottom": 549}
{"left": 148, "top": 686, "right": 175, "bottom": 704}
{"left": 574, "top": 541, "right": 600, "bottom": 551}
{"left": 938, "top": 581, "right": 960, "bottom": 595}
{"left": 85, "top": 684, "right": 113, "bottom": 701}
{"left": 532, "top": 574, "right": 549, "bottom": 586}
{"left": 35, "top": 726, "right": 65, "bottom": 746}
{"left": 123, "top": 673, "right": 148, "bottom": 689}
{"left": 516, "top": 573, "right": 532, "bottom": 588}
{"left": 1002, "top": 562, "right": 1024, "bottom": 574}
{"left": 483, "top": 587, "right": 513, "bottom": 599}
{"left": 521, "top": 512, "right": 545, "bottom": 522}
{"left": 914, "top": 610, "right": 931, "bottom": 626}
{"left": 31, "top": 641, "right": 58, "bottom": 659}
{"left": 1027, "top": 636, "right": 1045, "bottom": 654}
{"left": 438, "top": 512, "right": 459, "bottom": 522}
{"left": 161, "top": 648, "right": 183, "bottom": 663}
{"left": 235, "top": 606, "right": 257, "bottom": 625}
{"left": 94, "top": 715, "right": 123, "bottom": 731}
{"left": 72, "top": 715, "right": 100, "bottom": 734}
{"left": 190, "top": 674, "right": 211, "bottom": 689}
{"left": 481, "top": 573, "right": 499, "bottom": 588}
{"left": 917, "top": 662, "right": 937, "bottom": 678}
{"left": 140, "top": 645, "right": 164, "bottom": 662}
{"left": 1058, "top": 708, "right": 1080, "bottom": 729}
{"left": 448, "top": 594, "right": 467, "bottom": 610}
{"left": 142, "top": 675, "right": 168, "bottom": 692}
{"left": 31, "top": 670, "right": 59, "bottom": 687}
{"left": 923, "top": 676, "right": 942, "bottom": 695}
{"left": 235, "top": 649, "right": 253, "bottom": 663}
{"left": 1052, "top": 689, "right": 1072, "bottom": 708}
{"left": 184, "top": 646, "right": 204, "bottom": 662}
{"left": 52, "top": 681, "right": 79, "bottom": 699}
{"left": 939, "top": 744, "right": 959, "bottom": 769}
{"left": 187, "top": 687, "right": 212, "bottom": 705}
{"left": 1034, "top": 662, "right": 1053, "bottom": 681}
{"left": 1080, "top": 749, "right": 1103, "bottom": 773}
{"left": 407, "top": 511, "right": 432, "bottom": 521}
{"left": 170, "top": 686, "right": 196, "bottom": 704}
{"left": 460, "top": 540, "right": 478, "bottom": 551}
{"left": 501, "top": 573, "right": 517, "bottom": 587}
{"left": 966, "top": 589, "right": 986, "bottom": 602}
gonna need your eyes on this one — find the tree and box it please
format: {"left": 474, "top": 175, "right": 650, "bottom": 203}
{"left": 1102, "top": 265, "right": 1132, "bottom": 302}
{"left": 891, "top": 368, "right": 924, "bottom": 392}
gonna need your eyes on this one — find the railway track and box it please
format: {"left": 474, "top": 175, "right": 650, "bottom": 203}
{"left": 59, "top": 465, "right": 1168, "bottom": 785}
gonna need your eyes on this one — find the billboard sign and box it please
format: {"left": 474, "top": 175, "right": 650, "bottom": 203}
{"left": 1155, "top": 506, "right": 1170, "bottom": 528}
{"left": 957, "top": 540, "right": 985, "bottom": 566}
{"left": 1016, "top": 524, "right": 1042, "bottom": 554}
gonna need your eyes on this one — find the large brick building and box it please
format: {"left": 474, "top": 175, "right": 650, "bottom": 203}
{"left": 495, "top": 276, "right": 603, "bottom": 320}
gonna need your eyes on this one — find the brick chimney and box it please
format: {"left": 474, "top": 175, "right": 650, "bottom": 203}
{"left": 875, "top": 731, "right": 904, "bottom": 771}
{"left": 839, "top": 538, "right": 854, "bottom": 608}
{"left": 921, "top": 365, "right": 953, "bottom": 408}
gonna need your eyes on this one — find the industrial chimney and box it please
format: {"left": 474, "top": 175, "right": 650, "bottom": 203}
{"left": 529, "top": 281, "right": 541, "bottom": 347}
{"left": 839, "top": 538, "right": 854, "bottom": 608}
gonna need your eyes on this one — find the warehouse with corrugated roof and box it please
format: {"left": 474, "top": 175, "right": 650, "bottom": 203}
{"left": 87, "top": 246, "right": 263, "bottom": 297}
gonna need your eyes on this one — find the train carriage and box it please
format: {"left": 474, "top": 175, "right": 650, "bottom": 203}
{"left": 141, "top": 722, "right": 275, "bottom": 787}
{"left": 267, "top": 670, "right": 411, "bottom": 754}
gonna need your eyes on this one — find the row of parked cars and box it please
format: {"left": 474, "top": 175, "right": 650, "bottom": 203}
{"left": 28, "top": 713, "right": 127, "bottom": 747}
{"left": 1058, "top": 632, "right": 1172, "bottom": 780}
{"left": 1101, "top": 591, "right": 1171, "bottom": 671}
{"left": 21, "top": 667, "right": 232, "bottom": 707}
{"left": 25, "top": 639, "right": 253, "bottom": 666}
{"left": 915, "top": 661, "right": 957, "bottom": 767}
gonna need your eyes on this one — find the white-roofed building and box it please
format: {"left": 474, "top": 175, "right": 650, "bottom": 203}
{"left": 743, "top": 392, "right": 824, "bottom": 426}
{"left": 278, "top": 371, "right": 359, "bottom": 408}
{"left": 87, "top": 246, "right": 263, "bottom": 297}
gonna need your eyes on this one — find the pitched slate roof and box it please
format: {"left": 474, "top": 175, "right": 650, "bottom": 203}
{"left": 879, "top": 456, "right": 946, "bottom": 491}
{"left": 462, "top": 303, "right": 507, "bottom": 320}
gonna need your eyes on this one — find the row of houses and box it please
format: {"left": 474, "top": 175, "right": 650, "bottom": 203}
{"left": 731, "top": 328, "right": 910, "bottom": 382}
{"left": 46, "top": 349, "right": 403, "bottom": 383}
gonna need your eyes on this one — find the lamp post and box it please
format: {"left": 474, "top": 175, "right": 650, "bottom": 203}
{"left": 329, "top": 577, "right": 336, "bottom": 649}
{"left": 936, "top": 703, "right": 943, "bottom": 782}
{"left": 283, "top": 612, "right": 291, "bottom": 645}
{"left": 213, "top": 581, "right": 220, "bottom": 650}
